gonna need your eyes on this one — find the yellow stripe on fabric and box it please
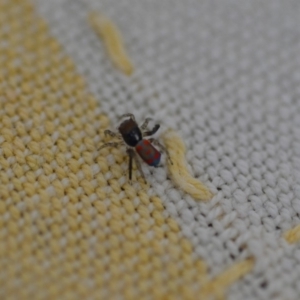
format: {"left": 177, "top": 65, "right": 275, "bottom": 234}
{"left": 0, "top": 1, "right": 254, "bottom": 299}
{"left": 89, "top": 12, "right": 134, "bottom": 76}
{"left": 164, "top": 131, "right": 213, "bottom": 201}
{"left": 284, "top": 224, "right": 300, "bottom": 244}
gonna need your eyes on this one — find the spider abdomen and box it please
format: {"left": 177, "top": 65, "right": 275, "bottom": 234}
{"left": 135, "top": 139, "right": 161, "bottom": 167}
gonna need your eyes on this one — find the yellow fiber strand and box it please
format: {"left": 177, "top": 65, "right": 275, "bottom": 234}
{"left": 88, "top": 12, "right": 134, "bottom": 75}
{"left": 164, "top": 131, "right": 213, "bottom": 201}
{"left": 284, "top": 224, "right": 300, "bottom": 244}
{"left": 200, "top": 258, "right": 255, "bottom": 299}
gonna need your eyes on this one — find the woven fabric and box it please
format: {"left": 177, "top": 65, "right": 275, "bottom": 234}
{"left": 1, "top": 0, "right": 300, "bottom": 299}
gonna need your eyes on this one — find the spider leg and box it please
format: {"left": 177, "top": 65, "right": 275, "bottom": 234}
{"left": 119, "top": 113, "right": 135, "bottom": 121}
{"left": 148, "top": 138, "right": 173, "bottom": 165}
{"left": 140, "top": 118, "right": 153, "bottom": 131}
{"left": 126, "top": 148, "right": 134, "bottom": 183}
{"left": 126, "top": 149, "right": 146, "bottom": 183}
{"left": 143, "top": 124, "right": 160, "bottom": 137}
{"left": 98, "top": 142, "right": 123, "bottom": 151}
{"left": 104, "top": 129, "right": 122, "bottom": 139}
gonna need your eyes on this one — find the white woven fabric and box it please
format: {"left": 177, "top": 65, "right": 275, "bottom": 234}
{"left": 34, "top": 0, "right": 300, "bottom": 299}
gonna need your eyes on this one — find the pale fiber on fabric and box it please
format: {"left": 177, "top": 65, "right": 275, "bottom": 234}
{"left": 88, "top": 12, "right": 134, "bottom": 76}
{"left": 9, "top": 0, "right": 300, "bottom": 299}
{"left": 164, "top": 131, "right": 213, "bottom": 201}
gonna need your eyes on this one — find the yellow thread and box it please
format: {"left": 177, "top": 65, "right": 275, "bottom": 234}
{"left": 200, "top": 258, "right": 254, "bottom": 299}
{"left": 284, "top": 224, "right": 300, "bottom": 244}
{"left": 164, "top": 131, "right": 213, "bottom": 201}
{"left": 88, "top": 12, "right": 134, "bottom": 75}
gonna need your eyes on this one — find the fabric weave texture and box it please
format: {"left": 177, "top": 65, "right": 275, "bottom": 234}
{"left": 1, "top": 0, "right": 300, "bottom": 299}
